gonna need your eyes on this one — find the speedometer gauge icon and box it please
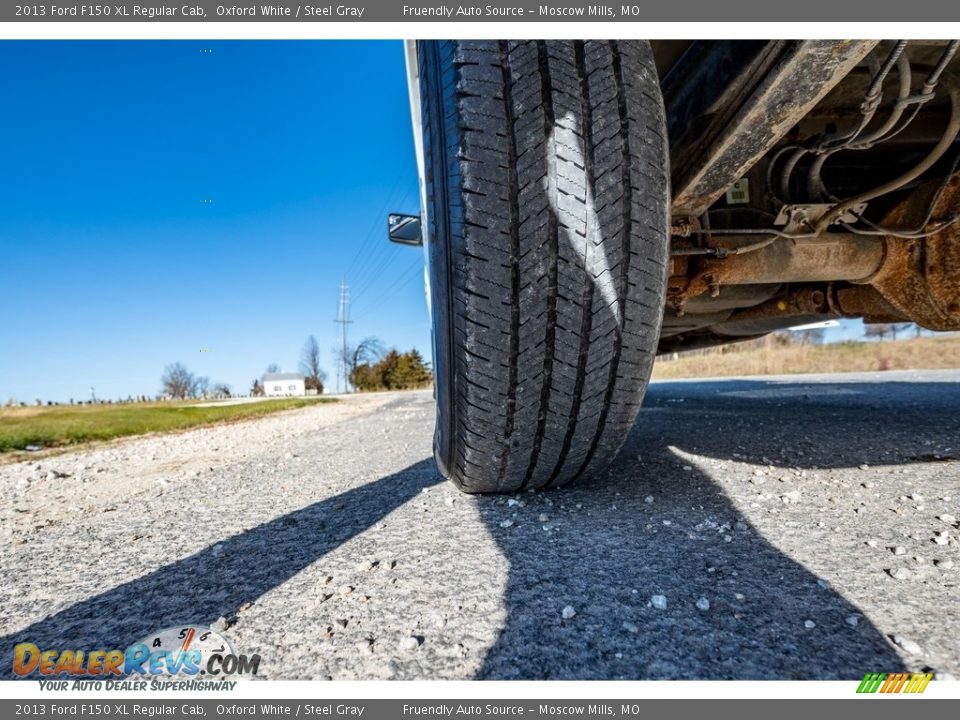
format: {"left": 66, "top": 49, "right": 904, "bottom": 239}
{"left": 131, "top": 625, "right": 235, "bottom": 677}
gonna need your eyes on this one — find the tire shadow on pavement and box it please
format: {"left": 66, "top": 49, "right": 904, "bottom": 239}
{"left": 473, "top": 377, "right": 960, "bottom": 679}
{"left": 0, "top": 458, "right": 443, "bottom": 679}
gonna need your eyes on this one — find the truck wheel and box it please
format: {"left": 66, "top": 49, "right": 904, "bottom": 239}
{"left": 419, "top": 40, "right": 669, "bottom": 493}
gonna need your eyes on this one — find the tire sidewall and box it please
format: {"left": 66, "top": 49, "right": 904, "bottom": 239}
{"left": 419, "top": 41, "right": 459, "bottom": 484}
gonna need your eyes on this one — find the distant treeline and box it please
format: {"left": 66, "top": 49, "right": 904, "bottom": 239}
{"left": 349, "top": 348, "right": 433, "bottom": 392}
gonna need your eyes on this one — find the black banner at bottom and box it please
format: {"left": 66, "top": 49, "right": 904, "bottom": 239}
{"left": 2, "top": 700, "right": 959, "bottom": 720}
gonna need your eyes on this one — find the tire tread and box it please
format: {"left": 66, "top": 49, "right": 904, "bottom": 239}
{"left": 421, "top": 40, "right": 668, "bottom": 493}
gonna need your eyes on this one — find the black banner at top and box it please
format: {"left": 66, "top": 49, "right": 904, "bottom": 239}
{"left": 3, "top": 1, "right": 960, "bottom": 22}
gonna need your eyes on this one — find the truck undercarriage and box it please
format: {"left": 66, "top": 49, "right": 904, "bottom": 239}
{"left": 654, "top": 40, "right": 960, "bottom": 352}
{"left": 400, "top": 39, "right": 960, "bottom": 492}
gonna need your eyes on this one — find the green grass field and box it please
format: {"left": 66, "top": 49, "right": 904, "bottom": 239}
{"left": 0, "top": 398, "right": 336, "bottom": 454}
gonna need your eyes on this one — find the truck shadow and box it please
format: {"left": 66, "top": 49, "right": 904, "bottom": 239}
{"left": 0, "top": 458, "right": 443, "bottom": 679}
{"left": 474, "top": 377, "right": 959, "bottom": 679}
{"left": 3, "top": 377, "right": 953, "bottom": 679}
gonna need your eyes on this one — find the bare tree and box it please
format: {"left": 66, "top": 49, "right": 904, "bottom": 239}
{"left": 346, "top": 336, "right": 385, "bottom": 389}
{"left": 194, "top": 376, "right": 210, "bottom": 397}
{"left": 791, "top": 328, "right": 826, "bottom": 346}
{"left": 161, "top": 363, "right": 196, "bottom": 399}
{"left": 265, "top": 363, "right": 281, "bottom": 374}
{"left": 864, "top": 324, "right": 892, "bottom": 342}
{"left": 890, "top": 322, "right": 912, "bottom": 341}
{"left": 299, "top": 335, "right": 327, "bottom": 392}
{"left": 211, "top": 382, "right": 231, "bottom": 398}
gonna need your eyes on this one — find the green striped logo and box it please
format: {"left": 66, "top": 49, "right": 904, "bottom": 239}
{"left": 857, "top": 673, "right": 886, "bottom": 693}
{"left": 857, "top": 672, "right": 932, "bottom": 694}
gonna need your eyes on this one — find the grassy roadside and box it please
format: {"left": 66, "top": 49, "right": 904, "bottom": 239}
{"left": 0, "top": 397, "right": 336, "bottom": 453}
{"left": 652, "top": 335, "right": 960, "bottom": 380}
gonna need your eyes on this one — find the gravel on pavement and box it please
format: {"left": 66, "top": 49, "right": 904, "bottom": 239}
{"left": 1, "top": 371, "right": 958, "bottom": 680}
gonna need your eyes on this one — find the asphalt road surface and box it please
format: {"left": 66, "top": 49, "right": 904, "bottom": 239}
{"left": 2, "top": 370, "right": 959, "bottom": 680}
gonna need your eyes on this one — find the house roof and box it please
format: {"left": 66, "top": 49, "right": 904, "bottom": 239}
{"left": 263, "top": 372, "right": 305, "bottom": 382}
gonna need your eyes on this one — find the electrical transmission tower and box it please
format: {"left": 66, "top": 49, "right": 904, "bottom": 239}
{"left": 334, "top": 280, "right": 353, "bottom": 393}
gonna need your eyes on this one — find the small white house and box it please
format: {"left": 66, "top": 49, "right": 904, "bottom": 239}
{"left": 263, "top": 372, "right": 306, "bottom": 397}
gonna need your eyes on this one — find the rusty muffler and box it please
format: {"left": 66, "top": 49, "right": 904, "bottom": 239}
{"left": 672, "top": 176, "right": 960, "bottom": 331}
{"left": 857, "top": 176, "right": 960, "bottom": 331}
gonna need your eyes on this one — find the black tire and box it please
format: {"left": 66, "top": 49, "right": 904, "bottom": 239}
{"left": 419, "top": 40, "right": 668, "bottom": 493}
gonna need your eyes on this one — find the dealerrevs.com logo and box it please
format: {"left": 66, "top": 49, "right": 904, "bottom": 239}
{"left": 13, "top": 626, "right": 260, "bottom": 684}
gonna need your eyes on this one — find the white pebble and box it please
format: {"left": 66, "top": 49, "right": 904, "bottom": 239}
{"left": 695, "top": 598, "right": 710, "bottom": 611}
{"left": 561, "top": 605, "right": 576, "bottom": 620}
{"left": 651, "top": 595, "right": 667, "bottom": 610}
{"left": 846, "top": 615, "right": 860, "bottom": 627}
{"left": 622, "top": 621, "right": 638, "bottom": 633}
{"left": 644, "top": 495, "right": 654, "bottom": 504}
{"left": 890, "top": 568, "right": 912, "bottom": 580}
{"left": 780, "top": 490, "right": 802, "bottom": 504}
{"left": 892, "top": 635, "right": 922, "bottom": 655}
{"left": 355, "top": 640, "right": 374, "bottom": 654}
{"left": 804, "top": 620, "right": 816, "bottom": 629}
{"left": 500, "top": 519, "right": 514, "bottom": 528}
{"left": 399, "top": 636, "right": 420, "bottom": 652}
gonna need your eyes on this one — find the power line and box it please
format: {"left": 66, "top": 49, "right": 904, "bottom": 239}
{"left": 342, "top": 160, "right": 415, "bottom": 282}
{"left": 351, "top": 258, "right": 424, "bottom": 321}
{"left": 349, "top": 186, "right": 416, "bottom": 303}
{"left": 350, "top": 243, "right": 404, "bottom": 303}
{"left": 342, "top": 165, "right": 407, "bottom": 280}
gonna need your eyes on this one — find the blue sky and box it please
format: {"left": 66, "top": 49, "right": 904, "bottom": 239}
{"left": 0, "top": 41, "right": 885, "bottom": 403}
{"left": 0, "top": 41, "right": 426, "bottom": 402}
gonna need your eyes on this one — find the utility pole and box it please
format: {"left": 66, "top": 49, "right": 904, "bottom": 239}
{"left": 334, "top": 280, "right": 353, "bottom": 394}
